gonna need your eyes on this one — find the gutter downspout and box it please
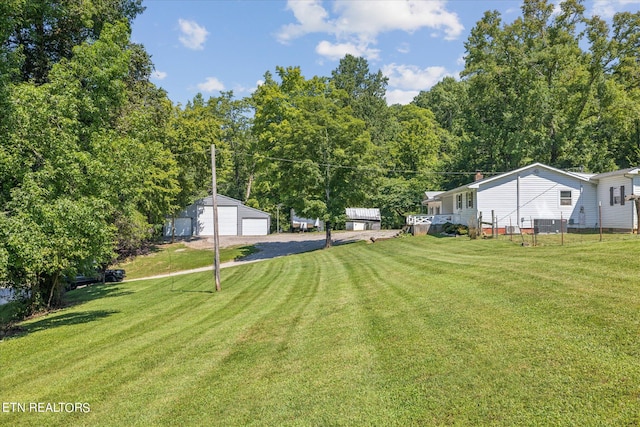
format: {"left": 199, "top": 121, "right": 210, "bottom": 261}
{"left": 624, "top": 173, "right": 638, "bottom": 232}
{"left": 517, "top": 174, "right": 521, "bottom": 229}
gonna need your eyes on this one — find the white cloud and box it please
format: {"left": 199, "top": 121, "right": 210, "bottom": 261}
{"left": 197, "top": 77, "right": 225, "bottom": 93}
{"left": 382, "top": 63, "right": 450, "bottom": 91}
{"left": 178, "top": 19, "right": 209, "bottom": 50}
{"left": 385, "top": 89, "right": 419, "bottom": 105}
{"left": 331, "top": 0, "right": 464, "bottom": 41}
{"left": 315, "top": 40, "right": 380, "bottom": 61}
{"left": 592, "top": 0, "right": 640, "bottom": 18}
{"left": 397, "top": 43, "right": 411, "bottom": 54}
{"left": 233, "top": 80, "right": 265, "bottom": 94}
{"left": 277, "top": 0, "right": 332, "bottom": 44}
{"left": 277, "top": 0, "right": 464, "bottom": 61}
{"left": 152, "top": 70, "right": 167, "bottom": 80}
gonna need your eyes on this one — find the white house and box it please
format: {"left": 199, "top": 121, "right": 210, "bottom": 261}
{"left": 165, "top": 194, "right": 271, "bottom": 237}
{"left": 591, "top": 167, "right": 640, "bottom": 231}
{"left": 424, "top": 162, "right": 610, "bottom": 233}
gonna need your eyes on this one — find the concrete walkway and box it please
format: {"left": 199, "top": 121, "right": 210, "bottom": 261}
{"left": 124, "top": 258, "right": 260, "bottom": 282}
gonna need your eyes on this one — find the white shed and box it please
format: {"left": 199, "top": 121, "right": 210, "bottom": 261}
{"left": 165, "top": 194, "right": 271, "bottom": 237}
{"left": 345, "top": 208, "right": 381, "bottom": 231}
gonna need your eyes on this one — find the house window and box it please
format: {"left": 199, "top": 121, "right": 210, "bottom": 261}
{"left": 560, "top": 190, "right": 572, "bottom": 206}
{"left": 456, "top": 194, "right": 463, "bottom": 210}
{"left": 467, "top": 192, "right": 474, "bottom": 208}
{"left": 610, "top": 186, "right": 625, "bottom": 205}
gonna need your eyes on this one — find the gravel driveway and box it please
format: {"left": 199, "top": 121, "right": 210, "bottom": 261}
{"left": 186, "top": 230, "right": 401, "bottom": 262}
{"left": 128, "top": 230, "right": 401, "bottom": 282}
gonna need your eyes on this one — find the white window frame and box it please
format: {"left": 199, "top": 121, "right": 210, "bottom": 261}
{"left": 560, "top": 190, "right": 572, "bottom": 206}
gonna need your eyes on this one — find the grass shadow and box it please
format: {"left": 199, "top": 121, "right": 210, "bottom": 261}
{"left": 170, "top": 289, "right": 214, "bottom": 294}
{"left": 2, "top": 309, "right": 118, "bottom": 340}
{"left": 25, "top": 310, "right": 118, "bottom": 333}
{"left": 64, "top": 283, "right": 134, "bottom": 308}
{"left": 241, "top": 240, "right": 326, "bottom": 262}
{"left": 234, "top": 245, "right": 260, "bottom": 261}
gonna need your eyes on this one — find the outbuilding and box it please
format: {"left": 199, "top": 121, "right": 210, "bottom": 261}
{"left": 165, "top": 194, "right": 271, "bottom": 237}
{"left": 345, "top": 208, "right": 381, "bottom": 231}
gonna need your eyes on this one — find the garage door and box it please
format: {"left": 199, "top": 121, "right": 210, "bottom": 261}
{"left": 242, "top": 218, "right": 268, "bottom": 236}
{"left": 199, "top": 206, "right": 238, "bottom": 236}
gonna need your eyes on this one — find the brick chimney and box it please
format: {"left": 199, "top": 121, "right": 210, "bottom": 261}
{"left": 474, "top": 171, "right": 484, "bottom": 181}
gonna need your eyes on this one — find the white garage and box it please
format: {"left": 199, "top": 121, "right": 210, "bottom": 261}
{"left": 165, "top": 194, "right": 271, "bottom": 237}
{"left": 200, "top": 206, "right": 238, "bottom": 236}
{"left": 242, "top": 218, "right": 269, "bottom": 236}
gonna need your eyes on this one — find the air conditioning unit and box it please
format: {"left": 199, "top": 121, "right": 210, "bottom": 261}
{"left": 505, "top": 226, "right": 519, "bottom": 234}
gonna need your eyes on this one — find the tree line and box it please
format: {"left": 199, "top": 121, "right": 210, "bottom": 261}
{"left": 0, "top": 0, "right": 638, "bottom": 311}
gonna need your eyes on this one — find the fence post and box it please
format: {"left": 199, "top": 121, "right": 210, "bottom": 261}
{"left": 561, "top": 212, "right": 564, "bottom": 246}
{"left": 491, "top": 210, "right": 495, "bottom": 238}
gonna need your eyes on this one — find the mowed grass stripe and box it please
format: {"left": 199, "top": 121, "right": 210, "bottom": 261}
{"left": 88, "top": 260, "right": 301, "bottom": 421}
{"left": 154, "top": 249, "right": 389, "bottom": 426}
{"left": 336, "top": 238, "right": 640, "bottom": 424}
{"left": 1, "top": 236, "right": 640, "bottom": 426}
{"left": 1, "top": 261, "right": 292, "bottom": 423}
{"left": 150, "top": 254, "right": 322, "bottom": 423}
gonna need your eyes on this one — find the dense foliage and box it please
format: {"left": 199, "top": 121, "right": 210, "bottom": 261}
{"left": 0, "top": 8, "right": 178, "bottom": 309}
{"left": 416, "top": 0, "right": 640, "bottom": 175}
{"left": 1, "top": 0, "right": 639, "bottom": 311}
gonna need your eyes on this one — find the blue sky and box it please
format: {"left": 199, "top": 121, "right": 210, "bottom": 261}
{"left": 131, "top": 0, "right": 640, "bottom": 106}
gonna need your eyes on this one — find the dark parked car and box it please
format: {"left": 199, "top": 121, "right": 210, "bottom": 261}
{"left": 104, "top": 269, "right": 126, "bottom": 282}
{"left": 65, "top": 268, "right": 126, "bottom": 290}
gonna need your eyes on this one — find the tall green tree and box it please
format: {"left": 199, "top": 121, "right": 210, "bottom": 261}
{"left": 2, "top": 22, "right": 178, "bottom": 309}
{"left": 205, "top": 92, "right": 259, "bottom": 202}
{"left": 413, "top": 77, "right": 470, "bottom": 188}
{"left": 330, "top": 54, "right": 396, "bottom": 154}
{"left": 372, "top": 104, "right": 452, "bottom": 227}
{"left": 458, "top": 0, "right": 640, "bottom": 174}
{"left": 166, "top": 94, "right": 220, "bottom": 219}
{"left": 253, "top": 67, "right": 375, "bottom": 247}
{"left": 6, "top": 0, "right": 144, "bottom": 84}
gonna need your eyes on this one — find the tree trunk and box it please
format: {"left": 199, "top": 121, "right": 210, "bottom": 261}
{"left": 46, "top": 275, "right": 61, "bottom": 308}
{"left": 245, "top": 173, "right": 254, "bottom": 201}
{"left": 324, "top": 221, "right": 332, "bottom": 248}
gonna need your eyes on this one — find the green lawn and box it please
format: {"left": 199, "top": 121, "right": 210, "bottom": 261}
{"left": 114, "top": 243, "right": 257, "bottom": 279}
{"left": 1, "top": 236, "right": 639, "bottom": 425}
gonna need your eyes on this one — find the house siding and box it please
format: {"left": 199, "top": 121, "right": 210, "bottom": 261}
{"left": 477, "top": 166, "right": 597, "bottom": 230}
{"left": 597, "top": 175, "right": 636, "bottom": 230}
{"left": 425, "top": 163, "right": 640, "bottom": 234}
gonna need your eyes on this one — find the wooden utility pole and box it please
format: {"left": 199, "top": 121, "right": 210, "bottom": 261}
{"left": 211, "top": 144, "right": 221, "bottom": 291}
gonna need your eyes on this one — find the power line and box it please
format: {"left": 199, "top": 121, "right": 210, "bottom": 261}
{"left": 170, "top": 146, "right": 503, "bottom": 176}
{"left": 234, "top": 151, "right": 502, "bottom": 176}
